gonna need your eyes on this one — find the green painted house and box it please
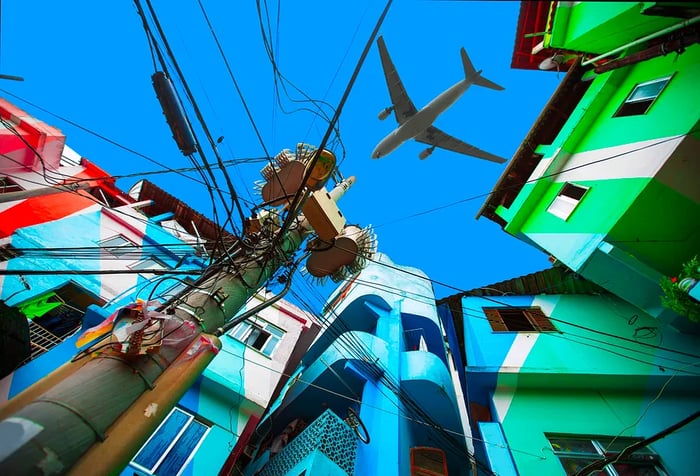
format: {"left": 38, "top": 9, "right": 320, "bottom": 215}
{"left": 437, "top": 266, "right": 700, "bottom": 475}
{"left": 478, "top": 2, "right": 700, "bottom": 331}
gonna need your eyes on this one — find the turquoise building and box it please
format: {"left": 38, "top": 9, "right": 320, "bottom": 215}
{"left": 477, "top": 2, "right": 700, "bottom": 330}
{"left": 122, "top": 288, "right": 321, "bottom": 476}
{"left": 240, "top": 254, "right": 472, "bottom": 476}
{"left": 1, "top": 97, "right": 320, "bottom": 476}
{"left": 438, "top": 266, "right": 700, "bottom": 475}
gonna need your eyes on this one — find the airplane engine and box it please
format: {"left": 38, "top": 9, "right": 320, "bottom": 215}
{"left": 419, "top": 147, "right": 435, "bottom": 160}
{"left": 377, "top": 106, "right": 393, "bottom": 120}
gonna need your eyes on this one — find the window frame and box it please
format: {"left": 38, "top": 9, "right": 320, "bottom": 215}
{"left": 130, "top": 255, "right": 168, "bottom": 272}
{"left": 130, "top": 406, "right": 210, "bottom": 476}
{"left": 228, "top": 316, "right": 285, "bottom": 357}
{"left": 410, "top": 446, "right": 448, "bottom": 476}
{"left": 0, "top": 176, "right": 23, "bottom": 194}
{"left": 99, "top": 234, "right": 137, "bottom": 258}
{"left": 483, "top": 306, "right": 557, "bottom": 333}
{"left": 547, "top": 434, "right": 666, "bottom": 476}
{"left": 0, "top": 243, "right": 22, "bottom": 261}
{"left": 19, "top": 282, "right": 105, "bottom": 362}
{"left": 547, "top": 182, "right": 589, "bottom": 221}
{"left": 614, "top": 76, "right": 672, "bottom": 117}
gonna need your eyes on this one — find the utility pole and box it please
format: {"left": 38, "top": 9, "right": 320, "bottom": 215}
{"left": 0, "top": 147, "right": 369, "bottom": 475}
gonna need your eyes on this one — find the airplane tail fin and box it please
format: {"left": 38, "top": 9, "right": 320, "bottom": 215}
{"left": 460, "top": 47, "right": 504, "bottom": 91}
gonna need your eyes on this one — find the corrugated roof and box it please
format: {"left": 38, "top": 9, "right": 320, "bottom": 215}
{"left": 135, "top": 179, "right": 239, "bottom": 256}
{"left": 437, "top": 265, "right": 607, "bottom": 307}
{"left": 475, "top": 58, "right": 589, "bottom": 225}
{"left": 511, "top": 1, "right": 555, "bottom": 70}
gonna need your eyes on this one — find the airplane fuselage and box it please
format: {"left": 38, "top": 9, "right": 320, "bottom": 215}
{"left": 371, "top": 79, "right": 472, "bottom": 158}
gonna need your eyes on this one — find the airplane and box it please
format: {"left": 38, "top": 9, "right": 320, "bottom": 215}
{"left": 371, "top": 36, "right": 507, "bottom": 163}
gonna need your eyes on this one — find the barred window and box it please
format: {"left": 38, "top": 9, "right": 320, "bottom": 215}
{"left": 547, "top": 434, "right": 666, "bottom": 475}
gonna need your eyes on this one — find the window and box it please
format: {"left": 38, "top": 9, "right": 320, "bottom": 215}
{"left": 131, "top": 256, "right": 168, "bottom": 271}
{"left": 161, "top": 278, "right": 194, "bottom": 301}
{"left": 614, "top": 76, "right": 671, "bottom": 117}
{"left": 229, "top": 317, "right": 285, "bottom": 357}
{"left": 0, "top": 244, "right": 22, "bottom": 261}
{"left": 547, "top": 435, "right": 667, "bottom": 475}
{"left": 483, "top": 307, "right": 557, "bottom": 332}
{"left": 99, "top": 235, "right": 137, "bottom": 258}
{"left": 547, "top": 183, "right": 588, "bottom": 220}
{"left": 0, "top": 176, "right": 22, "bottom": 194}
{"left": 86, "top": 186, "right": 124, "bottom": 208}
{"left": 18, "top": 282, "right": 105, "bottom": 362}
{"left": 130, "top": 406, "right": 210, "bottom": 476}
{"left": 130, "top": 256, "right": 169, "bottom": 280}
{"left": 410, "top": 447, "right": 448, "bottom": 476}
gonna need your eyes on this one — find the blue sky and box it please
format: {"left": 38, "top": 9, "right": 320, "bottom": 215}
{"left": 1, "top": 1, "right": 562, "bottom": 307}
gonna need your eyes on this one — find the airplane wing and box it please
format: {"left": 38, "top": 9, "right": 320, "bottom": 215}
{"left": 377, "top": 36, "right": 417, "bottom": 125}
{"left": 415, "top": 126, "right": 508, "bottom": 163}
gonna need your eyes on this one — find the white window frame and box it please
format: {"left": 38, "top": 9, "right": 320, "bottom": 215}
{"left": 129, "top": 256, "right": 170, "bottom": 280}
{"left": 547, "top": 434, "right": 666, "bottom": 476}
{"left": 229, "top": 316, "right": 285, "bottom": 357}
{"left": 615, "top": 76, "right": 672, "bottom": 117}
{"left": 99, "top": 234, "right": 136, "bottom": 257}
{"left": 547, "top": 183, "right": 589, "bottom": 220}
{"left": 0, "top": 176, "right": 23, "bottom": 193}
{"left": 130, "top": 406, "right": 210, "bottom": 476}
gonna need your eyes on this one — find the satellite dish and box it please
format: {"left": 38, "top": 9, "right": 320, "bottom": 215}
{"left": 538, "top": 54, "right": 565, "bottom": 71}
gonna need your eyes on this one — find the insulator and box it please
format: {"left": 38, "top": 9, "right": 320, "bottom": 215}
{"left": 273, "top": 150, "right": 287, "bottom": 167}
{"left": 260, "top": 163, "right": 277, "bottom": 181}
{"left": 252, "top": 180, "right": 265, "bottom": 193}
{"left": 296, "top": 142, "right": 316, "bottom": 163}
{"left": 275, "top": 149, "right": 294, "bottom": 167}
{"left": 300, "top": 266, "right": 328, "bottom": 287}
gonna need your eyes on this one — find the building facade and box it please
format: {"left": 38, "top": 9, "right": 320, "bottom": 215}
{"left": 1, "top": 97, "right": 209, "bottom": 393}
{"left": 123, "top": 291, "right": 320, "bottom": 476}
{"left": 438, "top": 267, "right": 700, "bottom": 476}
{"left": 477, "top": 2, "right": 700, "bottom": 331}
{"left": 1, "top": 97, "right": 321, "bottom": 476}
{"left": 240, "top": 254, "right": 472, "bottom": 476}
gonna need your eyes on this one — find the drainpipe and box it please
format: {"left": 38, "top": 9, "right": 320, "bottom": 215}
{"left": 581, "top": 15, "right": 700, "bottom": 67}
{"left": 594, "top": 29, "right": 699, "bottom": 74}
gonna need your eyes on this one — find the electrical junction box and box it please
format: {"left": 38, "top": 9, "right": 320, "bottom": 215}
{"left": 302, "top": 187, "right": 346, "bottom": 242}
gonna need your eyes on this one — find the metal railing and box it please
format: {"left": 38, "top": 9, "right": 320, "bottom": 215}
{"left": 259, "top": 409, "right": 358, "bottom": 476}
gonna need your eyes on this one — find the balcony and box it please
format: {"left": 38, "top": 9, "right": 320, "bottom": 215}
{"left": 258, "top": 409, "right": 358, "bottom": 476}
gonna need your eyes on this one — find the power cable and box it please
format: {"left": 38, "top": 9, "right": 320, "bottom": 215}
{"left": 285, "top": 281, "right": 496, "bottom": 474}
{"left": 0, "top": 88, "right": 219, "bottom": 188}
{"left": 218, "top": 344, "right": 545, "bottom": 461}
{"left": 274, "top": 0, "right": 393, "bottom": 242}
{"left": 373, "top": 130, "right": 698, "bottom": 230}
{"left": 197, "top": 0, "right": 271, "bottom": 160}
{"left": 574, "top": 410, "right": 700, "bottom": 476}
{"left": 141, "top": 0, "right": 247, "bottom": 231}
{"left": 134, "top": 0, "right": 237, "bottom": 256}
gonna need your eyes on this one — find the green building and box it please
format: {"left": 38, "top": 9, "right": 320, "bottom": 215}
{"left": 438, "top": 267, "right": 700, "bottom": 475}
{"left": 477, "top": 2, "right": 700, "bottom": 331}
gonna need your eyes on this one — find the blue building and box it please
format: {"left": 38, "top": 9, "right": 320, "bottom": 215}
{"left": 241, "top": 253, "right": 473, "bottom": 476}
{"left": 0, "top": 99, "right": 321, "bottom": 476}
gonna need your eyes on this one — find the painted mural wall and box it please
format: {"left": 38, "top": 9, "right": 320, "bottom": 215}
{"left": 242, "top": 254, "right": 472, "bottom": 476}
{"left": 489, "top": 36, "right": 700, "bottom": 326}
{"left": 122, "top": 292, "right": 318, "bottom": 476}
{"left": 461, "top": 293, "right": 700, "bottom": 475}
